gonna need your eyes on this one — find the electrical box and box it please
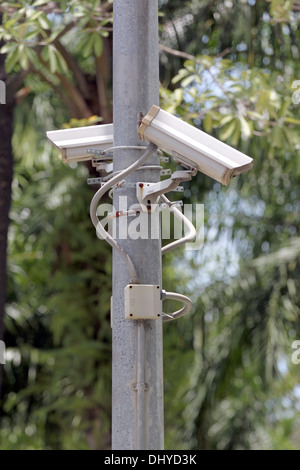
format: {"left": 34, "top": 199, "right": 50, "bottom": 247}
{"left": 124, "top": 284, "right": 162, "bottom": 320}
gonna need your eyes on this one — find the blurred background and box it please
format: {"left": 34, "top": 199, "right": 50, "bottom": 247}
{"left": 0, "top": 0, "right": 300, "bottom": 449}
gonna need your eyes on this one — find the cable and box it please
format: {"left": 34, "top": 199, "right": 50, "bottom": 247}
{"left": 161, "top": 291, "right": 193, "bottom": 322}
{"left": 160, "top": 194, "right": 196, "bottom": 255}
{"left": 90, "top": 144, "right": 194, "bottom": 319}
{"left": 89, "top": 142, "right": 193, "bottom": 452}
{"left": 102, "top": 165, "right": 162, "bottom": 184}
{"left": 160, "top": 194, "right": 195, "bottom": 321}
{"left": 136, "top": 320, "right": 146, "bottom": 449}
{"left": 89, "top": 143, "right": 157, "bottom": 283}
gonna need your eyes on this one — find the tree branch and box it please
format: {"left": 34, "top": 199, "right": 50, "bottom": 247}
{"left": 56, "top": 72, "right": 93, "bottom": 118}
{"left": 6, "top": 67, "right": 32, "bottom": 106}
{"left": 31, "top": 65, "right": 79, "bottom": 118}
{"left": 159, "top": 43, "right": 231, "bottom": 98}
{"left": 95, "top": 40, "right": 111, "bottom": 122}
{"left": 0, "top": 25, "right": 13, "bottom": 397}
{"left": 53, "top": 39, "right": 90, "bottom": 100}
{"left": 50, "top": 21, "right": 75, "bottom": 43}
{"left": 35, "top": 51, "right": 93, "bottom": 118}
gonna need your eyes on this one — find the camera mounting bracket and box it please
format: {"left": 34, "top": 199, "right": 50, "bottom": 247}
{"left": 136, "top": 169, "right": 195, "bottom": 212}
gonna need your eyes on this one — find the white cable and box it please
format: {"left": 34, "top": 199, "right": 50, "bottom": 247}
{"left": 160, "top": 194, "right": 195, "bottom": 321}
{"left": 90, "top": 143, "right": 157, "bottom": 283}
{"left": 136, "top": 320, "right": 146, "bottom": 448}
{"left": 161, "top": 194, "right": 196, "bottom": 254}
{"left": 102, "top": 165, "right": 163, "bottom": 184}
{"left": 90, "top": 145, "right": 194, "bottom": 319}
{"left": 104, "top": 145, "right": 147, "bottom": 153}
{"left": 161, "top": 291, "right": 193, "bottom": 322}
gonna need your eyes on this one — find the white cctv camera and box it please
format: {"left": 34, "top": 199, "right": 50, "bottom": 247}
{"left": 46, "top": 123, "right": 113, "bottom": 163}
{"left": 138, "top": 105, "right": 253, "bottom": 185}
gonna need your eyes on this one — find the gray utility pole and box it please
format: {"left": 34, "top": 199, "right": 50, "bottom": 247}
{"left": 112, "top": 0, "right": 164, "bottom": 450}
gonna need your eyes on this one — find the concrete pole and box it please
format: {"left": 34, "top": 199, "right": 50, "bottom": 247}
{"left": 112, "top": 0, "right": 164, "bottom": 450}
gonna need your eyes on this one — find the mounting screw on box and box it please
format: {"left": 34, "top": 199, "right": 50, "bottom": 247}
{"left": 124, "top": 284, "right": 162, "bottom": 320}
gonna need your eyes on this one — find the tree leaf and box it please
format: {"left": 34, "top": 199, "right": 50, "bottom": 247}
{"left": 37, "top": 14, "right": 50, "bottom": 31}
{"left": 81, "top": 33, "right": 95, "bottom": 59}
{"left": 48, "top": 45, "right": 58, "bottom": 74}
{"left": 219, "top": 119, "right": 236, "bottom": 141}
{"left": 240, "top": 116, "right": 251, "bottom": 139}
{"left": 5, "top": 46, "right": 20, "bottom": 73}
{"left": 231, "top": 120, "right": 241, "bottom": 147}
{"left": 93, "top": 33, "right": 103, "bottom": 57}
{"left": 203, "top": 113, "right": 213, "bottom": 133}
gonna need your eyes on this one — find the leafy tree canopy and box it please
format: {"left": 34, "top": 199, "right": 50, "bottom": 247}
{"left": 0, "top": 0, "right": 299, "bottom": 450}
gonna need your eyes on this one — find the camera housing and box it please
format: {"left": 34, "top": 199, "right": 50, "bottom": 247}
{"left": 138, "top": 105, "right": 253, "bottom": 185}
{"left": 46, "top": 123, "right": 113, "bottom": 163}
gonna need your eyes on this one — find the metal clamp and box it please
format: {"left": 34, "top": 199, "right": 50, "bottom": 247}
{"left": 131, "top": 382, "right": 149, "bottom": 391}
{"left": 159, "top": 200, "right": 183, "bottom": 209}
{"left": 87, "top": 167, "right": 173, "bottom": 187}
{"left": 87, "top": 177, "right": 103, "bottom": 185}
{"left": 136, "top": 170, "right": 194, "bottom": 211}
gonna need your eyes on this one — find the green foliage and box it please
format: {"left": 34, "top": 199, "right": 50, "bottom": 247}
{"left": 163, "top": 57, "right": 300, "bottom": 159}
{"left": 1, "top": 0, "right": 300, "bottom": 451}
{"left": 0, "top": 0, "right": 112, "bottom": 64}
{"left": 159, "top": 0, "right": 300, "bottom": 450}
{"left": 62, "top": 116, "right": 103, "bottom": 128}
{"left": 266, "top": 0, "right": 295, "bottom": 22}
{"left": 2, "top": 90, "right": 112, "bottom": 450}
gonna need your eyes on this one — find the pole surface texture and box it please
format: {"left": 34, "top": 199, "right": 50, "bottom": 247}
{"left": 112, "top": 0, "right": 164, "bottom": 450}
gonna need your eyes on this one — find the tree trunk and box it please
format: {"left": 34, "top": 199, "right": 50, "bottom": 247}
{"left": 0, "top": 28, "right": 14, "bottom": 397}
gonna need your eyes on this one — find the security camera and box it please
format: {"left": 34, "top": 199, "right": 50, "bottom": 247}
{"left": 47, "top": 123, "right": 113, "bottom": 163}
{"left": 138, "top": 105, "right": 253, "bottom": 185}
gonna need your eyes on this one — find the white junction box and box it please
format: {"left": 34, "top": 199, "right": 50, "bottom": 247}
{"left": 124, "top": 284, "right": 162, "bottom": 320}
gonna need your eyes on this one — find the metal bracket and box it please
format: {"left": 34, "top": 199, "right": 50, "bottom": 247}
{"left": 160, "top": 169, "right": 171, "bottom": 176}
{"left": 131, "top": 382, "right": 150, "bottom": 391}
{"left": 87, "top": 177, "right": 104, "bottom": 185}
{"left": 88, "top": 150, "right": 114, "bottom": 169}
{"left": 107, "top": 206, "right": 141, "bottom": 219}
{"left": 106, "top": 200, "right": 183, "bottom": 218}
{"left": 87, "top": 148, "right": 111, "bottom": 158}
{"left": 136, "top": 170, "right": 193, "bottom": 212}
{"left": 88, "top": 172, "right": 185, "bottom": 188}
{"left": 159, "top": 200, "right": 183, "bottom": 210}
{"left": 94, "top": 162, "right": 113, "bottom": 174}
